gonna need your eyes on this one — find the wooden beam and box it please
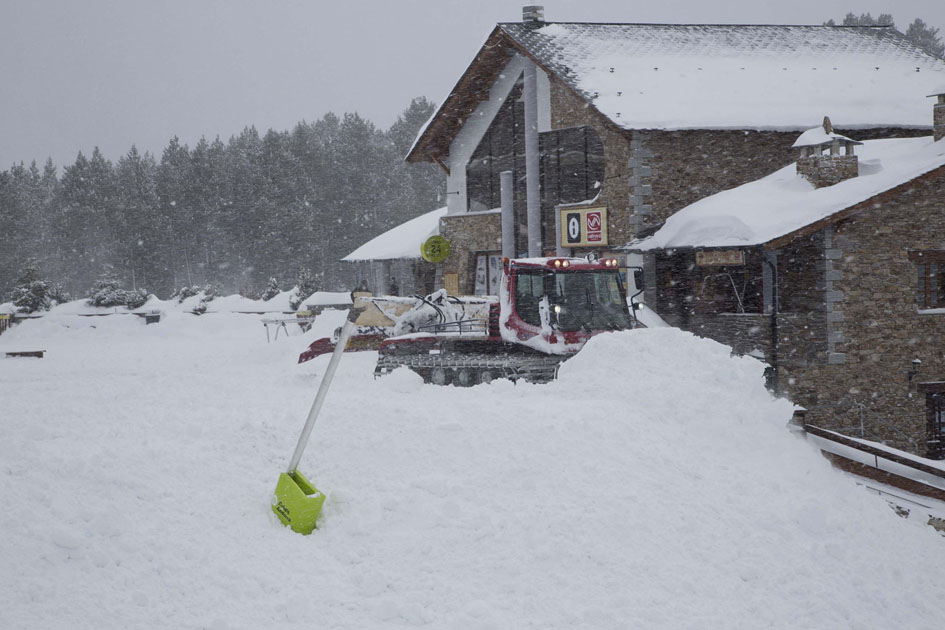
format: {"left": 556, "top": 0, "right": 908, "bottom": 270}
{"left": 433, "top": 156, "right": 450, "bottom": 176}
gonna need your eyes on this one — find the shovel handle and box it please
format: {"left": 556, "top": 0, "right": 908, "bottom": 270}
{"left": 286, "top": 307, "right": 362, "bottom": 475}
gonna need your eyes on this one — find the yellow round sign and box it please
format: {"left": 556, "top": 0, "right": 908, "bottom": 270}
{"left": 421, "top": 236, "right": 451, "bottom": 263}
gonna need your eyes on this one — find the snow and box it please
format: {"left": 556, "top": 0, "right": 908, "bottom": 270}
{"left": 2, "top": 309, "right": 944, "bottom": 628}
{"left": 631, "top": 136, "right": 945, "bottom": 251}
{"left": 260, "top": 288, "right": 299, "bottom": 313}
{"left": 501, "top": 23, "right": 945, "bottom": 130}
{"left": 342, "top": 207, "right": 447, "bottom": 262}
{"left": 791, "top": 126, "right": 859, "bottom": 149}
{"left": 298, "top": 291, "right": 353, "bottom": 308}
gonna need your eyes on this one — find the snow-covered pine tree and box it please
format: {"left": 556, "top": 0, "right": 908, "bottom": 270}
{"left": 290, "top": 268, "right": 319, "bottom": 311}
{"left": 10, "top": 260, "right": 69, "bottom": 313}
{"left": 261, "top": 277, "right": 281, "bottom": 301}
{"left": 86, "top": 269, "right": 147, "bottom": 309}
{"left": 906, "top": 18, "right": 945, "bottom": 57}
{"left": 826, "top": 13, "right": 943, "bottom": 58}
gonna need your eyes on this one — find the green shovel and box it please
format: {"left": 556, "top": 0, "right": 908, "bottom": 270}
{"left": 272, "top": 306, "right": 361, "bottom": 535}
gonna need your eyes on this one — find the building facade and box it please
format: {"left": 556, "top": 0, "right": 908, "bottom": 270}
{"left": 407, "top": 8, "right": 945, "bottom": 296}
{"left": 632, "top": 109, "right": 945, "bottom": 457}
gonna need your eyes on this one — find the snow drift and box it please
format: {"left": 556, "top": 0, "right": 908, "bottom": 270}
{"left": 1, "top": 314, "right": 942, "bottom": 629}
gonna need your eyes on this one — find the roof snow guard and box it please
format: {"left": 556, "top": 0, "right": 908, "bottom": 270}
{"left": 408, "top": 22, "right": 945, "bottom": 163}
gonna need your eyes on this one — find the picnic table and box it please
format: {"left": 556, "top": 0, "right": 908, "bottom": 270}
{"left": 261, "top": 316, "right": 319, "bottom": 342}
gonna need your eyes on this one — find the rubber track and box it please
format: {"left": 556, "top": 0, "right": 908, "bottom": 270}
{"left": 375, "top": 351, "right": 566, "bottom": 383}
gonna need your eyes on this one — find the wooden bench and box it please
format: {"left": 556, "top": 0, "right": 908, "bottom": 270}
{"left": 4, "top": 350, "right": 45, "bottom": 359}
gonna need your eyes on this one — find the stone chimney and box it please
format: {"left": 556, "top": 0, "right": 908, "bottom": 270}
{"left": 793, "top": 116, "right": 862, "bottom": 188}
{"left": 523, "top": 5, "right": 544, "bottom": 28}
{"left": 931, "top": 88, "right": 945, "bottom": 142}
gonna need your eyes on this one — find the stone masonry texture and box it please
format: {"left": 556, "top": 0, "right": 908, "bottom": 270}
{"left": 781, "top": 167, "right": 945, "bottom": 454}
{"left": 796, "top": 155, "right": 859, "bottom": 188}
{"left": 439, "top": 212, "right": 502, "bottom": 294}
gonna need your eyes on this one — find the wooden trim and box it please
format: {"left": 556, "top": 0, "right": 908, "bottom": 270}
{"left": 406, "top": 26, "right": 510, "bottom": 163}
{"left": 821, "top": 452, "right": 945, "bottom": 503}
{"left": 433, "top": 155, "right": 450, "bottom": 176}
{"left": 408, "top": 26, "right": 632, "bottom": 164}
{"left": 907, "top": 249, "right": 945, "bottom": 263}
{"left": 917, "top": 382, "right": 945, "bottom": 394}
{"left": 805, "top": 424, "right": 945, "bottom": 479}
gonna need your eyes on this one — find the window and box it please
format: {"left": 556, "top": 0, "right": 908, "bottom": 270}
{"left": 909, "top": 251, "right": 945, "bottom": 308}
{"left": 927, "top": 393, "right": 945, "bottom": 460}
{"left": 514, "top": 271, "right": 547, "bottom": 327}
{"left": 467, "top": 81, "right": 524, "bottom": 213}
{"left": 540, "top": 126, "right": 605, "bottom": 207}
{"left": 465, "top": 90, "right": 605, "bottom": 218}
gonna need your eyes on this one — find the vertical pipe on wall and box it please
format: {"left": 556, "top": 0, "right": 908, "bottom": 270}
{"left": 554, "top": 205, "right": 568, "bottom": 257}
{"left": 524, "top": 61, "right": 542, "bottom": 258}
{"left": 500, "top": 170, "right": 514, "bottom": 259}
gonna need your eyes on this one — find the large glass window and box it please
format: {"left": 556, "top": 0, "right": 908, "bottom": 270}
{"left": 553, "top": 270, "right": 632, "bottom": 331}
{"left": 514, "top": 269, "right": 631, "bottom": 331}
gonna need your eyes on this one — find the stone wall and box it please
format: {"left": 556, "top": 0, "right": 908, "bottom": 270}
{"left": 796, "top": 155, "right": 858, "bottom": 188}
{"left": 439, "top": 211, "right": 502, "bottom": 294}
{"left": 631, "top": 127, "right": 928, "bottom": 235}
{"left": 779, "top": 167, "right": 945, "bottom": 454}
{"left": 676, "top": 313, "right": 774, "bottom": 357}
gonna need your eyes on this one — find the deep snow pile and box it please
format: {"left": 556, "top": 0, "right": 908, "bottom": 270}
{"left": 1, "top": 313, "right": 943, "bottom": 629}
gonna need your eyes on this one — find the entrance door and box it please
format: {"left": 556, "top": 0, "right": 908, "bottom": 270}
{"left": 927, "top": 393, "right": 945, "bottom": 460}
{"left": 474, "top": 253, "right": 502, "bottom": 296}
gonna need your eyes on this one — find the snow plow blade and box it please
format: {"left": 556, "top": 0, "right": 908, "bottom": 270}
{"left": 297, "top": 333, "right": 386, "bottom": 364}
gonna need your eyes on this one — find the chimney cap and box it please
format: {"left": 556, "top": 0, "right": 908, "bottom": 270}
{"left": 523, "top": 5, "right": 545, "bottom": 27}
{"left": 792, "top": 118, "right": 862, "bottom": 149}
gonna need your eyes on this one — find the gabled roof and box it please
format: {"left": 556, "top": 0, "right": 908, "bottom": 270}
{"left": 627, "top": 136, "right": 945, "bottom": 252}
{"left": 342, "top": 207, "right": 446, "bottom": 262}
{"left": 409, "top": 22, "right": 945, "bottom": 163}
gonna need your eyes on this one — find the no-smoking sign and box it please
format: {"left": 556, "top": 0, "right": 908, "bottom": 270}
{"left": 560, "top": 207, "right": 608, "bottom": 248}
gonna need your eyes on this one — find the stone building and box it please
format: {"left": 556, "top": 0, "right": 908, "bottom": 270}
{"left": 629, "top": 106, "right": 945, "bottom": 458}
{"left": 342, "top": 207, "right": 445, "bottom": 296}
{"left": 406, "top": 6, "right": 945, "bottom": 295}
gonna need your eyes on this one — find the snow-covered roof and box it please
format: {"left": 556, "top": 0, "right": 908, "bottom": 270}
{"left": 791, "top": 126, "right": 861, "bottom": 149}
{"left": 342, "top": 207, "right": 446, "bottom": 262}
{"left": 629, "top": 136, "right": 945, "bottom": 251}
{"left": 300, "top": 291, "right": 353, "bottom": 307}
{"left": 499, "top": 23, "right": 945, "bottom": 130}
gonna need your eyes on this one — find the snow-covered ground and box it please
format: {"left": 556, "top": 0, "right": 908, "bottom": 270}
{"left": 1, "top": 311, "right": 943, "bottom": 629}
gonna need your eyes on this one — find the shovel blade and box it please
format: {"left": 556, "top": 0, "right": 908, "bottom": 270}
{"left": 272, "top": 471, "right": 325, "bottom": 535}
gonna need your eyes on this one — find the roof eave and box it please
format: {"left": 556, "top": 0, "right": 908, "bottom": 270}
{"left": 407, "top": 24, "right": 632, "bottom": 164}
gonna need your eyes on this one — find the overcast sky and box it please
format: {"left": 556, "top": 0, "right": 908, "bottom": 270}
{"left": 3, "top": 0, "right": 944, "bottom": 169}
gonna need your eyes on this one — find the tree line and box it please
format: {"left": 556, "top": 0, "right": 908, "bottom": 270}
{"left": 0, "top": 97, "right": 442, "bottom": 303}
{"left": 825, "top": 12, "right": 944, "bottom": 57}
